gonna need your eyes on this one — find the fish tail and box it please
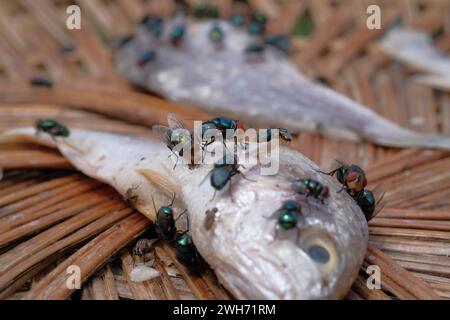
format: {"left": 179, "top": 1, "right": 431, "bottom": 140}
{"left": 364, "top": 122, "right": 450, "bottom": 150}
{"left": 0, "top": 128, "right": 56, "bottom": 148}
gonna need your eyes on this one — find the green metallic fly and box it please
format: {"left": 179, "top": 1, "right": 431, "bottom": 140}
{"left": 175, "top": 233, "right": 203, "bottom": 270}
{"left": 291, "top": 178, "right": 329, "bottom": 202}
{"left": 36, "top": 119, "right": 70, "bottom": 138}
{"left": 352, "top": 186, "right": 385, "bottom": 221}
{"left": 277, "top": 200, "right": 302, "bottom": 230}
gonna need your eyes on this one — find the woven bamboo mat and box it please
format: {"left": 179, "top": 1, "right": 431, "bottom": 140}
{"left": 0, "top": 0, "right": 449, "bottom": 300}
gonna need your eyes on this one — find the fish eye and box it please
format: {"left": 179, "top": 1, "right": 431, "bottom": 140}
{"left": 307, "top": 245, "right": 330, "bottom": 264}
{"left": 298, "top": 228, "right": 340, "bottom": 275}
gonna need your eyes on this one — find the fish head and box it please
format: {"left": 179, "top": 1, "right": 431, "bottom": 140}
{"left": 187, "top": 147, "right": 368, "bottom": 299}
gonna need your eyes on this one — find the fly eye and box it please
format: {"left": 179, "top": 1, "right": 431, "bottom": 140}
{"left": 346, "top": 171, "right": 358, "bottom": 182}
{"left": 298, "top": 228, "right": 340, "bottom": 275}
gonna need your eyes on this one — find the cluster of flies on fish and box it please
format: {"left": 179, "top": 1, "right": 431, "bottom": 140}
{"left": 32, "top": 113, "right": 383, "bottom": 273}
{"left": 280, "top": 163, "right": 384, "bottom": 232}
{"left": 148, "top": 112, "right": 294, "bottom": 269}
{"left": 117, "top": 4, "right": 291, "bottom": 69}
{"left": 32, "top": 4, "right": 383, "bottom": 272}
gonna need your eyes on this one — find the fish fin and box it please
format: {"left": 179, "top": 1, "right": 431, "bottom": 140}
{"left": 137, "top": 168, "right": 180, "bottom": 199}
{"left": 135, "top": 204, "right": 157, "bottom": 221}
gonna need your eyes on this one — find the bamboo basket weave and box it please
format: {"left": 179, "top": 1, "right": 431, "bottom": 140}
{"left": 0, "top": 0, "right": 449, "bottom": 300}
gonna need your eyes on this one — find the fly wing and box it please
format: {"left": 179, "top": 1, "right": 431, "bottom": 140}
{"left": 334, "top": 159, "right": 349, "bottom": 168}
{"left": 167, "top": 113, "right": 189, "bottom": 130}
{"left": 152, "top": 125, "right": 171, "bottom": 146}
{"left": 370, "top": 184, "right": 386, "bottom": 221}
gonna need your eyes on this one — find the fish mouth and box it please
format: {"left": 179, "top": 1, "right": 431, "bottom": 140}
{"left": 214, "top": 225, "right": 346, "bottom": 299}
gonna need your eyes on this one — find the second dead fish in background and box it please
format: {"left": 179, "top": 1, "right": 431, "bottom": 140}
{"left": 380, "top": 27, "right": 450, "bottom": 92}
{"left": 116, "top": 17, "right": 450, "bottom": 149}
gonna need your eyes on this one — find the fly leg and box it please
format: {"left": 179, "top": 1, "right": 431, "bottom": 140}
{"left": 209, "top": 189, "right": 217, "bottom": 202}
{"left": 180, "top": 214, "right": 190, "bottom": 235}
{"left": 199, "top": 171, "right": 211, "bottom": 186}
{"left": 173, "top": 154, "right": 179, "bottom": 170}
{"left": 237, "top": 169, "right": 257, "bottom": 183}
{"left": 336, "top": 185, "right": 345, "bottom": 193}
{"left": 315, "top": 168, "right": 338, "bottom": 176}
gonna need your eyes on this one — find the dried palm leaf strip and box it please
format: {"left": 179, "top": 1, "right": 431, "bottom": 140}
{"left": 413, "top": 273, "right": 450, "bottom": 294}
{"left": 0, "top": 170, "right": 50, "bottom": 196}
{"left": 370, "top": 219, "right": 450, "bottom": 232}
{"left": 344, "top": 289, "right": 364, "bottom": 300}
{"left": 0, "top": 183, "right": 106, "bottom": 233}
{"left": 120, "top": 250, "right": 168, "bottom": 300}
{"left": 153, "top": 244, "right": 198, "bottom": 300}
{"left": 321, "top": 10, "right": 397, "bottom": 77}
{"left": 365, "top": 244, "right": 441, "bottom": 299}
{"left": 153, "top": 259, "right": 182, "bottom": 300}
{"left": 397, "top": 261, "right": 450, "bottom": 278}
{"left": 159, "top": 242, "right": 231, "bottom": 300}
{"left": 87, "top": 265, "right": 120, "bottom": 300}
{"left": 0, "top": 177, "right": 100, "bottom": 221}
{"left": 0, "top": 86, "right": 211, "bottom": 127}
{"left": 387, "top": 252, "right": 450, "bottom": 274}
{"left": 25, "top": 213, "right": 150, "bottom": 299}
{"left": 0, "top": 174, "right": 81, "bottom": 207}
{"left": 369, "top": 226, "right": 450, "bottom": 241}
{"left": 292, "top": 10, "right": 351, "bottom": 66}
{"left": 0, "top": 203, "right": 132, "bottom": 293}
{"left": 0, "top": 249, "right": 70, "bottom": 299}
{"left": 150, "top": 243, "right": 183, "bottom": 299}
{"left": 0, "top": 187, "right": 116, "bottom": 248}
{"left": 370, "top": 236, "right": 450, "bottom": 256}
{"left": 17, "top": 0, "right": 74, "bottom": 51}
{"left": 113, "top": 274, "right": 137, "bottom": 300}
{"left": 366, "top": 149, "right": 450, "bottom": 183}
{"left": 0, "top": 201, "right": 127, "bottom": 273}
{"left": 378, "top": 160, "right": 450, "bottom": 207}
{"left": 0, "top": 104, "right": 105, "bottom": 119}
{"left": 377, "top": 208, "right": 450, "bottom": 220}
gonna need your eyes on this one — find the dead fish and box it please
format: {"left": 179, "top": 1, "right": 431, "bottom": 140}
{"left": 380, "top": 27, "right": 450, "bottom": 92}
{"left": 115, "top": 18, "right": 450, "bottom": 149}
{"left": 0, "top": 124, "right": 368, "bottom": 299}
